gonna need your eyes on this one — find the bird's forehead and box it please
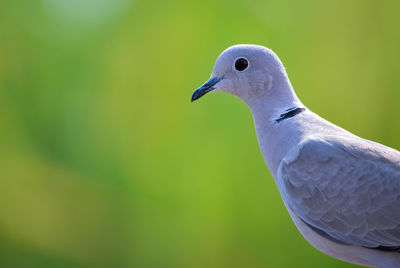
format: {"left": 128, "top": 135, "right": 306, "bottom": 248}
{"left": 219, "top": 45, "right": 266, "bottom": 62}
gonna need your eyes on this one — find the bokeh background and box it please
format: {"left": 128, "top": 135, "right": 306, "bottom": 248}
{"left": 1, "top": 0, "right": 400, "bottom": 267}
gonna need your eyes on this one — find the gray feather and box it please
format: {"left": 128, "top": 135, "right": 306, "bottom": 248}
{"left": 279, "top": 135, "right": 400, "bottom": 248}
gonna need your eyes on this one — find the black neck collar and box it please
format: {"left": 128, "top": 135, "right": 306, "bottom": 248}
{"left": 276, "top": 107, "right": 306, "bottom": 123}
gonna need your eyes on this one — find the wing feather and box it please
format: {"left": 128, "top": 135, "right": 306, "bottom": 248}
{"left": 278, "top": 135, "right": 400, "bottom": 248}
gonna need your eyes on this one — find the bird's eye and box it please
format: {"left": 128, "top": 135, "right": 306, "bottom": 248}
{"left": 234, "top": 58, "right": 249, "bottom": 72}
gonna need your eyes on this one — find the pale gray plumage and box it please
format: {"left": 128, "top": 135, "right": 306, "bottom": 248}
{"left": 192, "top": 44, "right": 400, "bottom": 267}
{"left": 279, "top": 127, "right": 400, "bottom": 248}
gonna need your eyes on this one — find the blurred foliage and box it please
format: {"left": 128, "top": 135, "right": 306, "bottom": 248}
{"left": 1, "top": 0, "right": 400, "bottom": 267}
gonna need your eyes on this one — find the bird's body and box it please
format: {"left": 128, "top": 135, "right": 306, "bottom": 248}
{"left": 254, "top": 105, "right": 400, "bottom": 267}
{"left": 192, "top": 44, "right": 400, "bottom": 267}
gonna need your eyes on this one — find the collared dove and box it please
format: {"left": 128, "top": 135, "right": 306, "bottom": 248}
{"left": 191, "top": 44, "right": 400, "bottom": 267}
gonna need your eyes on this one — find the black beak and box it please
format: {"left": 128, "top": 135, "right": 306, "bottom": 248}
{"left": 191, "top": 77, "right": 222, "bottom": 102}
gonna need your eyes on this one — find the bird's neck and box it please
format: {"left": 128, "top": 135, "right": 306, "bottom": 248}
{"left": 247, "top": 77, "right": 304, "bottom": 177}
{"left": 247, "top": 74, "right": 301, "bottom": 115}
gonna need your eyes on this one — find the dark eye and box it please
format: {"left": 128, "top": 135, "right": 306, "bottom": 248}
{"left": 234, "top": 58, "right": 248, "bottom": 71}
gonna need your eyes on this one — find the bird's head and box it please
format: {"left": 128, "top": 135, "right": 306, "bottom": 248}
{"left": 191, "top": 44, "right": 288, "bottom": 105}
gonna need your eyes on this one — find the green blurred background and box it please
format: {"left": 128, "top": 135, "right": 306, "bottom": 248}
{"left": 1, "top": 0, "right": 399, "bottom": 267}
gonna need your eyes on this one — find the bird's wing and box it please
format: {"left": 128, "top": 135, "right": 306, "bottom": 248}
{"left": 278, "top": 135, "right": 400, "bottom": 248}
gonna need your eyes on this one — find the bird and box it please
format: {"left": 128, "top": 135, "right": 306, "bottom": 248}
{"left": 191, "top": 44, "right": 400, "bottom": 267}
